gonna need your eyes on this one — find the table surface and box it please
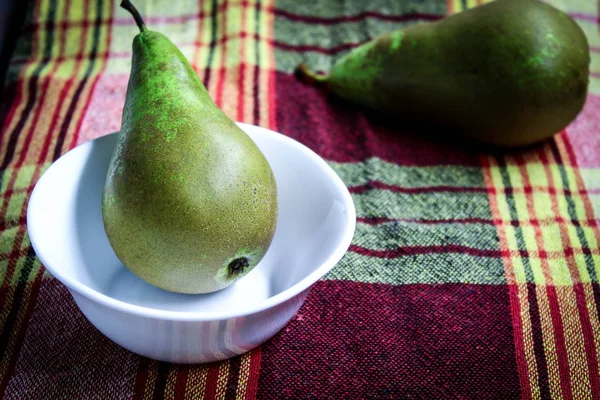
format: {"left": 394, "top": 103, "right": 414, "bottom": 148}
{"left": 1, "top": 0, "right": 599, "bottom": 398}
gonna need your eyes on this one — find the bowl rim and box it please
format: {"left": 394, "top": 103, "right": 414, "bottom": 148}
{"left": 27, "top": 123, "right": 356, "bottom": 321}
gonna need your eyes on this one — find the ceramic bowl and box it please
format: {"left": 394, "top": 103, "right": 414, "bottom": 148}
{"left": 27, "top": 123, "right": 355, "bottom": 364}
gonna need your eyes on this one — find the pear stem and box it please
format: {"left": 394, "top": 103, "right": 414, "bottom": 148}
{"left": 121, "top": 0, "right": 147, "bottom": 32}
{"left": 295, "top": 64, "right": 329, "bottom": 87}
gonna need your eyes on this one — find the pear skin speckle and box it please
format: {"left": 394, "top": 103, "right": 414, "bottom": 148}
{"left": 102, "top": 12, "right": 278, "bottom": 294}
{"left": 306, "top": 0, "right": 589, "bottom": 148}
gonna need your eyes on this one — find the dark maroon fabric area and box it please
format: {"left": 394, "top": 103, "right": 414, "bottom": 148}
{"left": 3, "top": 279, "right": 139, "bottom": 400}
{"left": 256, "top": 280, "right": 520, "bottom": 399}
{"left": 274, "top": 71, "right": 482, "bottom": 166}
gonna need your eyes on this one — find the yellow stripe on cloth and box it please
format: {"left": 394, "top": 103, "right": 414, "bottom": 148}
{"left": 483, "top": 143, "right": 600, "bottom": 399}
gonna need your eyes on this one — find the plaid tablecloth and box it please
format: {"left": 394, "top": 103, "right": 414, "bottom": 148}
{"left": 1, "top": 0, "right": 599, "bottom": 398}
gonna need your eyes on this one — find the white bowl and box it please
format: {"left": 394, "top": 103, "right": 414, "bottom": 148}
{"left": 27, "top": 123, "right": 355, "bottom": 364}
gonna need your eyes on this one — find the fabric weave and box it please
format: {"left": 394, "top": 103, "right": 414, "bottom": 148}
{"left": 1, "top": 0, "right": 599, "bottom": 398}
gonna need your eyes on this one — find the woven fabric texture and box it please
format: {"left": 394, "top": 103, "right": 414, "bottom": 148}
{"left": 1, "top": 0, "right": 599, "bottom": 398}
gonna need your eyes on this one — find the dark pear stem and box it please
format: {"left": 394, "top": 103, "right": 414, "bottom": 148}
{"left": 295, "top": 64, "right": 329, "bottom": 87}
{"left": 121, "top": 0, "right": 147, "bottom": 32}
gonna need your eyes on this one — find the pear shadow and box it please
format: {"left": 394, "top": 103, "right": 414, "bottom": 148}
{"left": 264, "top": 199, "right": 348, "bottom": 296}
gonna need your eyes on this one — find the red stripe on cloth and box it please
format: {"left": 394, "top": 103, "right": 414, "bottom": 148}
{"left": 480, "top": 155, "right": 534, "bottom": 398}
{"left": 349, "top": 243, "right": 502, "bottom": 258}
{"left": 69, "top": 0, "right": 115, "bottom": 150}
{"left": 4, "top": 2, "right": 102, "bottom": 327}
{"left": 0, "top": 79, "right": 24, "bottom": 144}
{"left": 509, "top": 284, "right": 534, "bottom": 400}
{"left": 252, "top": 0, "right": 262, "bottom": 127}
{"left": 0, "top": 0, "right": 77, "bottom": 213}
{"left": 267, "top": 67, "right": 276, "bottom": 130}
{"left": 23, "top": 0, "right": 79, "bottom": 164}
{"left": 174, "top": 366, "right": 189, "bottom": 399}
{"left": 558, "top": 132, "right": 600, "bottom": 361}
{"left": 546, "top": 287, "right": 575, "bottom": 400}
{"left": 237, "top": 62, "right": 246, "bottom": 121}
{"left": 202, "top": 365, "right": 220, "bottom": 400}
{"left": 191, "top": 0, "right": 205, "bottom": 72}
{"left": 4, "top": 0, "right": 94, "bottom": 271}
{"left": 44, "top": 0, "right": 92, "bottom": 158}
{"left": 0, "top": 0, "right": 73, "bottom": 310}
{"left": 252, "top": 65, "right": 260, "bottom": 126}
{"left": 0, "top": 0, "right": 44, "bottom": 144}
{"left": 515, "top": 155, "right": 574, "bottom": 400}
{"left": 0, "top": 36, "right": 68, "bottom": 230}
{"left": 266, "top": 0, "right": 277, "bottom": 130}
{"left": 235, "top": 0, "right": 247, "bottom": 122}
{"left": 8, "top": 75, "right": 49, "bottom": 163}
{"left": 256, "top": 280, "right": 520, "bottom": 398}
{"left": 559, "top": 132, "right": 580, "bottom": 168}
{"left": 572, "top": 283, "right": 600, "bottom": 398}
{"left": 42, "top": 71, "right": 78, "bottom": 152}
{"left": 538, "top": 147, "right": 600, "bottom": 398}
{"left": 214, "top": 0, "right": 228, "bottom": 109}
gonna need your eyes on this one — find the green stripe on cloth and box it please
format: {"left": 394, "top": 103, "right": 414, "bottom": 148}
{"left": 327, "top": 250, "right": 507, "bottom": 284}
{"left": 275, "top": 0, "right": 445, "bottom": 18}
{"left": 328, "top": 158, "right": 486, "bottom": 188}
{"left": 273, "top": 0, "right": 445, "bottom": 73}
{"left": 273, "top": 21, "right": 400, "bottom": 74}
{"left": 353, "top": 220, "right": 500, "bottom": 251}
{"left": 0, "top": 226, "right": 17, "bottom": 255}
{"left": 352, "top": 189, "right": 493, "bottom": 220}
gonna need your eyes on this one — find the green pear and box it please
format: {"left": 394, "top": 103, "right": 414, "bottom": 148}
{"left": 297, "top": 0, "right": 589, "bottom": 147}
{"left": 102, "top": 0, "right": 278, "bottom": 294}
